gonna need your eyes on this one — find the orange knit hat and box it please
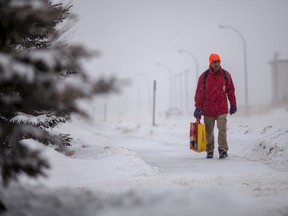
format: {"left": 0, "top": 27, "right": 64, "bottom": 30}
{"left": 209, "top": 53, "right": 221, "bottom": 64}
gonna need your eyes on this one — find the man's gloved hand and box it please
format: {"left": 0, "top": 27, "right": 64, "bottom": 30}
{"left": 229, "top": 106, "right": 237, "bottom": 115}
{"left": 194, "top": 108, "right": 202, "bottom": 119}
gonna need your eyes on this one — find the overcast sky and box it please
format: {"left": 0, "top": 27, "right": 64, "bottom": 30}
{"left": 65, "top": 0, "right": 288, "bottom": 118}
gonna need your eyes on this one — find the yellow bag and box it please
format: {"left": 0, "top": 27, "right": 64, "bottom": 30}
{"left": 189, "top": 119, "right": 206, "bottom": 152}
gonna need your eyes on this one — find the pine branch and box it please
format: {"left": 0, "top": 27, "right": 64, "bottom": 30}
{"left": 0, "top": 0, "right": 119, "bottom": 186}
{"left": 0, "top": 141, "right": 50, "bottom": 186}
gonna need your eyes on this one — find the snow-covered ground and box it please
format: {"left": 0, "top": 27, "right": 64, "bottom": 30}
{"left": 1, "top": 106, "right": 288, "bottom": 216}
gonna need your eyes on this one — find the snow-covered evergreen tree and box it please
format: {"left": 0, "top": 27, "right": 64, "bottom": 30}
{"left": 0, "top": 0, "right": 117, "bottom": 189}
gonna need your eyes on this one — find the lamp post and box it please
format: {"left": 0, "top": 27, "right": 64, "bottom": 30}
{"left": 219, "top": 25, "right": 248, "bottom": 107}
{"left": 178, "top": 49, "right": 199, "bottom": 84}
{"left": 178, "top": 49, "right": 199, "bottom": 114}
{"left": 156, "top": 62, "right": 173, "bottom": 109}
{"left": 183, "top": 70, "right": 190, "bottom": 114}
{"left": 175, "top": 71, "right": 187, "bottom": 114}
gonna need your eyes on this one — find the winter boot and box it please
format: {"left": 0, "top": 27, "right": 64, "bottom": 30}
{"left": 219, "top": 150, "right": 228, "bottom": 159}
{"left": 206, "top": 152, "right": 214, "bottom": 159}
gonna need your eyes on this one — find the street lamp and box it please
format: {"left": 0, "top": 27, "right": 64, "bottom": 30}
{"left": 174, "top": 71, "right": 187, "bottom": 114}
{"left": 156, "top": 62, "right": 173, "bottom": 109}
{"left": 178, "top": 49, "right": 199, "bottom": 114}
{"left": 219, "top": 25, "right": 248, "bottom": 107}
{"left": 178, "top": 49, "right": 199, "bottom": 84}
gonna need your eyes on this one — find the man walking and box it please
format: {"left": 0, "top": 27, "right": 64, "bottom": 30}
{"left": 193, "top": 53, "right": 237, "bottom": 159}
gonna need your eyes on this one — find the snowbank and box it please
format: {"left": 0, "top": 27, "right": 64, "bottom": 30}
{"left": 1, "top": 108, "right": 288, "bottom": 216}
{"left": 1, "top": 183, "right": 272, "bottom": 216}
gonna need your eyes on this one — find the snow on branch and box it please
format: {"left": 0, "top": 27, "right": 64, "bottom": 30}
{"left": 11, "top": 112, "right": 67, "bottom": 129}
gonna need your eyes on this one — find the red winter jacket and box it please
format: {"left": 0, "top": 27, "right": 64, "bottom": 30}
{"left": 194, "top": 67, "right": 236, "bottom": 117}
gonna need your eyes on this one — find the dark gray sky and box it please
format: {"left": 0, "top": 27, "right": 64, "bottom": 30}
{"left": 67, "top": 0, "right": 288, "bottom": 117}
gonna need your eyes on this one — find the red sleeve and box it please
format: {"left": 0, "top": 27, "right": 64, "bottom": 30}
{"left": 226, "top": 72, "right": 237, "bottom": 107}
{"left": 194, "top": 73, "right": 205, "bottom": 109}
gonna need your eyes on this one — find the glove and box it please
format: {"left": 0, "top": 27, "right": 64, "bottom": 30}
{"left": 194, "top": 108, "right": 202, "bottom": 119}
{"left": 229, "top": 106, "right": 237, "bottom": 115}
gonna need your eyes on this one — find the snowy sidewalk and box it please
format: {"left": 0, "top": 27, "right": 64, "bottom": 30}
{"left": 107, "top": 133, "right": 279, "bottom": 176}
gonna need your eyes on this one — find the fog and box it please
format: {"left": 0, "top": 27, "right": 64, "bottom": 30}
{"left": 68, "top": 0, "right": 288, "bottom": 121}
